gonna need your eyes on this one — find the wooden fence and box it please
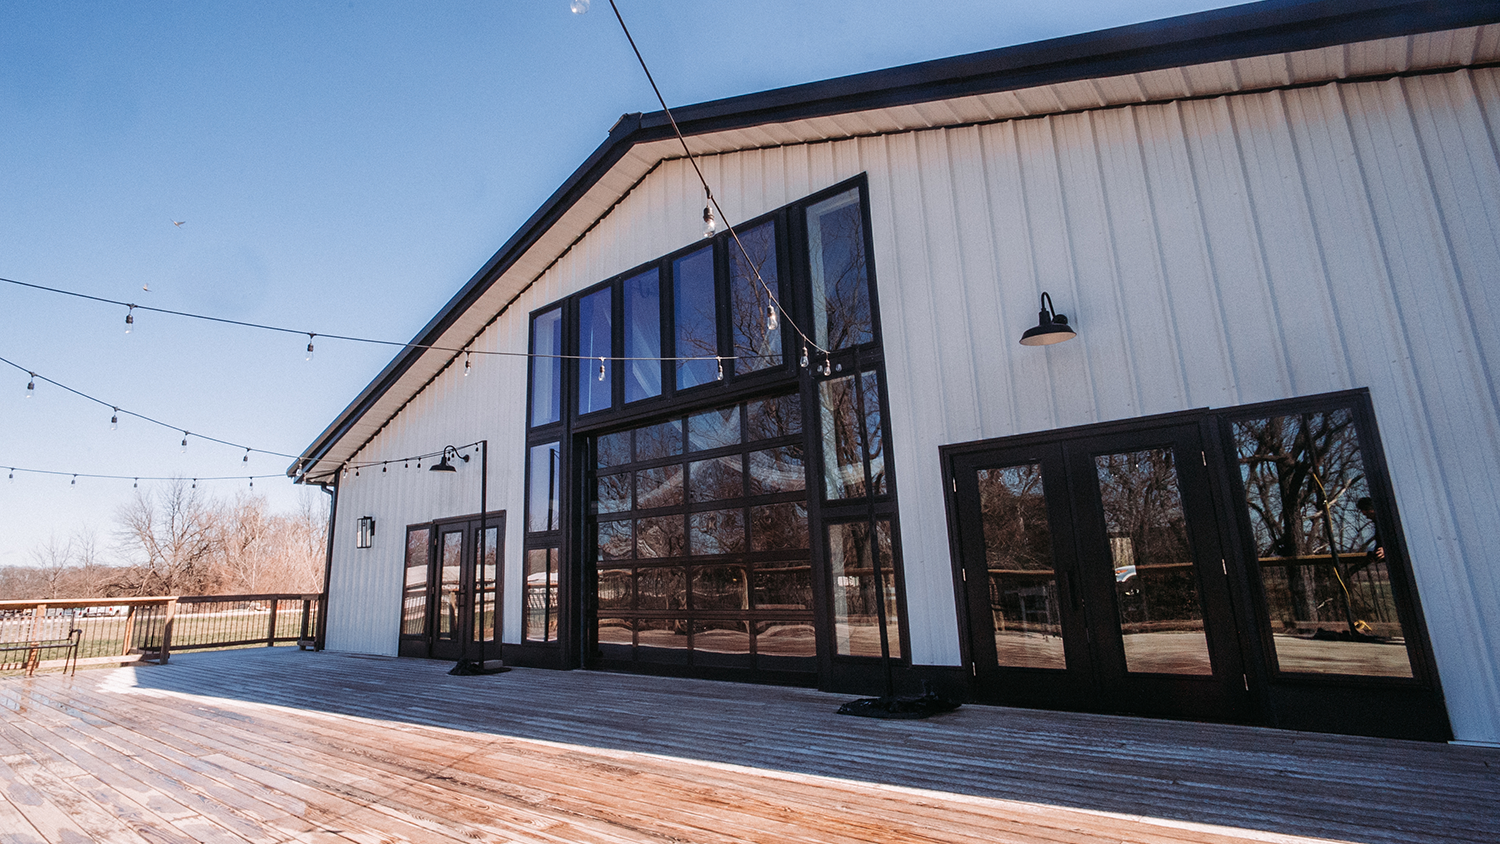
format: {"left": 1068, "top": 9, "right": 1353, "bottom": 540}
{"left": 0, "top": 594, "right": 322, "bottom": 674}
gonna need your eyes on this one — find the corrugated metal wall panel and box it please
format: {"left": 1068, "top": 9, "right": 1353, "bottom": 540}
{"left": 850, "top": 70, "right": 1499, "bottom": 741}
{"left": 323, "top": 67, "right": 1499, "bottom": 742}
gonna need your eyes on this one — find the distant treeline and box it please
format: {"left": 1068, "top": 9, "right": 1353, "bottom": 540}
{"left": 1, "top": 480, "right": 327, "bottom": 600}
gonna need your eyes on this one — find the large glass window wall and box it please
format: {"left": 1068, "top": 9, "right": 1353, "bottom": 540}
{"left": 522, "top": 176, "right": 904, "bottom": 681}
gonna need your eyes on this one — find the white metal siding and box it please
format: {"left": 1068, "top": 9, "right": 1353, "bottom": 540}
{"left": 325, "top": 67, "right": 1500, "bottom": 743}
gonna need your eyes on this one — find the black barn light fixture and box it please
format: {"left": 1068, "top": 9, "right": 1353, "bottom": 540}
{"left": 1019, "top": 292, "right": 1077, "bottom": 346}
{"left": 429, "top": 445, "right": 468, "bottom": 473}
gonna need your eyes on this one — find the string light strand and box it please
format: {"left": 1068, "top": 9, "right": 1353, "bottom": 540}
{"left": 0, "top": 354, "right": 300, "bottom": 460}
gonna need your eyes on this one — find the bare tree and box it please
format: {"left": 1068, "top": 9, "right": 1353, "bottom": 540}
{"left": 113, "top": 479, "right": 223, "bottom": 595}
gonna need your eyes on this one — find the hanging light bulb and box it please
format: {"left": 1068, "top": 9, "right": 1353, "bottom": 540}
{"left": 110, "top": 408, "right": 119, "bottom": 430}
{"left": 7, "top": 469, "right": 13, "bottom": 481}
{"left": 716, "top": 356, "right": 724, "bottom": 381}
{"left": 70, "top": 475, "right": 77, "bottom": 486}
{"left": 702, "top": 205, "right": 716, "bottom": 238}
{"left": 355, "top": 466, "right": 360, "bottom": 477}
{"left": 800, "top": 346, "right": 809, "bottom": 369}
{"left": 243, "top": 448, "right": 251, "bottom": 464}
{"left": 191, "top": 478, "right": 197, "bottom": 489}
{"left": 766, "top": 305, "right": 778, "bottom": 332}
{"left": 181, "top": 432, "right": 189, "bottom": 452}
{"left": 820, "top": 357, "right": 832, "bottom": 376}
{"left": 463, "top": 352, "right": 471, "bottom": 377}
{"left": 570, "top": 0, "right": 589, "bottom": 13}
{"left": 133, "top": 478, "right": 138, "bottom": 489}
{"left": 249, "top": 477, "right": 254, "bottom": 489}
{"left": 598, "top": 356, "right": 606, "bottom": 381}
{"left": 124, "top": 306, "right": 135, "bottom": 334}
{"left": 382, "top": 464, "right": 387, "bottom": 473}
{"left": 305, "top": 334, "right": 315, "bottom": 361}
{"left": 26, "top": 373, "right": 35, "bottom": 397}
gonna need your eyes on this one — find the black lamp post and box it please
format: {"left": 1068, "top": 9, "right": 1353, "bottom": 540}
{"left": 431, "top": 441, "right": 506, "bottom": 676}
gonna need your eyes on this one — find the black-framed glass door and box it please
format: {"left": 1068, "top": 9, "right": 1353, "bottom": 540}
{"left": 951, "top": 422, "right": 1250, "bottom": 722}
{"left": 399, "top": 515, "right": 504, "bottom": 662}
{"left": 945, "top": 391, "right": 1450, "bottom": 740}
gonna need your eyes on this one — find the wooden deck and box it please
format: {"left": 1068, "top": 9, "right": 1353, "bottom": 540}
{"left": 1, "top": 649, "right": 1495, "bottom": 844}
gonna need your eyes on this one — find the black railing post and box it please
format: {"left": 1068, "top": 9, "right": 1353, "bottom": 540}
{"left": 266, "top": 599, "right": 279, "bottom": 647}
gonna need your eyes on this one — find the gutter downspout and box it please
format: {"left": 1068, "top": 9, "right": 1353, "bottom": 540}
{"left": 314, "top": 478, "right": 338, "bottom": 651}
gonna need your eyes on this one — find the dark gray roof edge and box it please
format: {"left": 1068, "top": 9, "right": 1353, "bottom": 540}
{"left": 289, "top": 0, "right": 1500, "bottom": 480}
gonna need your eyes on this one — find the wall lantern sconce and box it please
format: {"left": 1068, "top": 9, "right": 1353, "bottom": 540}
{"left": 356, "top": 516, "right": 376, "bottom": 549}
{"left": 1019, "top": 292, "right": 1077, "bottom": 346}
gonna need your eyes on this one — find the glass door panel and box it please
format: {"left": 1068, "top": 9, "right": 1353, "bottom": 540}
{"left": 437, "top": 530, "right": 463, "bottom": 642}
{"left": 1093, "top": 448, "right": 1213, "bottom": 675}
{"left": 474, "top": 526, "right": 499, "bottom": 646}
{"left": 975, "top": 464, "right": 1065, "bottom": 670}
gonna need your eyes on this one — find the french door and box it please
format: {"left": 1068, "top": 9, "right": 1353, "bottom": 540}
{"left": 950, "top": 421, "right": 1252, "bottom": 723}
{"left": 399, "top": 515, "right": 503, "bottom": 662}
{"left": 946, "top": 392, "right": 1451, "bottom": 740}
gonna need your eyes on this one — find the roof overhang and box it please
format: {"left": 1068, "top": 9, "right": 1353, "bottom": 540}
{"left": 290, "top": 0, "right": 1500, "bottom": 484}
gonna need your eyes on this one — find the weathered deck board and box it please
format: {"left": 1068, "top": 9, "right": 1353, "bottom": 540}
{"left": 1, "top": 649, "right": 1496, "bottom": 844}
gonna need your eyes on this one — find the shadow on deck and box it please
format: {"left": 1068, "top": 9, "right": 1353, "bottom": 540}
{"left": 2, "top": 647, "right": 1496, "bottom": 843}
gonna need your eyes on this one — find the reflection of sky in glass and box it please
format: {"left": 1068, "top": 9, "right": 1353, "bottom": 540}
{"left": 674, "top": 246, "right": 718, "bottom": 389}
{"left": 529, "top": 308, "right": 562, "bottom": 427}
{"left": 527, "top": 442, "right": 559, "bottom": 533}
{"left": 689, "top": 406, "right": 740, "bottom": 451}
{"left": 577, "top": 287, "right": 612, "bottom": 414}
{"left": 624, "top": 268, "right": 662, "bottom": 403}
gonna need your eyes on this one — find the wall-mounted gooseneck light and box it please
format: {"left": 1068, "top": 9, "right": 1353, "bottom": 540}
{"left": 429, "top": 445, "right": 470, "bottom": 473}
{"left": 356, "top": 516, "right": 376, "bottom": 549}
{"left": 1019, "top": 292, "right": 1077, "bottom": 346}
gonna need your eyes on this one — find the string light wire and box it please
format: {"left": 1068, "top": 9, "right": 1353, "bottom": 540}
{"left": 602, "top": 0, "right": 828, "bottom": 361}
{"left": 1, "top": 276, "right": 768, "bottom": 365}
{"left": 0, "top": 353, "right": 299, "bottom": 460}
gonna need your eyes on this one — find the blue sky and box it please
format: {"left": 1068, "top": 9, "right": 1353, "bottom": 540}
{"left": 0, "top": 0, "right": 1244, "bottom": 567}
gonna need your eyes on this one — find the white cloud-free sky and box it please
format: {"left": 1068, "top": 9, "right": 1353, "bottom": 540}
{"left": 0, "top": 0, "right": 1247, "bottom": 567}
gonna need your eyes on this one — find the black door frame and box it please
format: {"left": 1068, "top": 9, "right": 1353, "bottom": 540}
{"left": 398, "top": 511, "right": 505, "bottom": 662}
{"left": 942, "top": 390, "right": 1450, "bottom": 740}
{"left": 948, "top": 415, "right": 1252, "bottom": 723}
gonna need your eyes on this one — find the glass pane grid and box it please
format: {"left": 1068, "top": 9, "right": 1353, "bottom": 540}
{"left": 589, "top": 395, "right": 813, "bottom": 669}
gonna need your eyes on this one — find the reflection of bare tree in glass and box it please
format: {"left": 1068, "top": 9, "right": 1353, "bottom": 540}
{"left": 751, "top": 503, "right": 809, "bottom": 552}
{"left": 747, "top": 393, "right": 801, "bottom": 441}
{"left": 807, "top": 192, "right": 874, "bottom": 350}
{"left": 820, "top": 374, "right": 885, "bottom": 499}
{"left": 977, "top": 466, "right": 1061, "bottom": 650}
{"left": 690, "top": 510, "right": 745, "bottom": 555}
{"left": 690, "top": 457, "right": 743, "bottom": 503}
{"left": 693, "top": 566, "right": 747, "bottom": 610}
{"left": 729, "top": 222, "right": 781, "bottom": 372}
{"left": 1235, "top": 411, "right": 1394, "bottom": 639}
{"left": 1095, "top": 450, "right": 1201, "bottom": 633}
{"left": 637, "top": 516, "right": 685, "bottom": 558}
{"left": 634, "top": 420, "right": 682, "bottom": 461}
